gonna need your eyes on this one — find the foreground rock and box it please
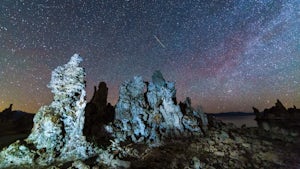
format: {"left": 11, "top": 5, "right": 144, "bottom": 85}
{"left": 0, "top": 55, "right": 89, "bottom": 167}
{"left": 0, "top": 57, "right": 208, "bottom": 168}
{"left": 0, "top": 55, "right": 108, "bottom": 168}
{"left": 106, "top": 70, "right": 208, "bottom": 148}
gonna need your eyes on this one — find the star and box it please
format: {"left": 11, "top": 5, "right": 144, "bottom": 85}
{"left": 0, "top": 0, "right": 299, "bottom": 113}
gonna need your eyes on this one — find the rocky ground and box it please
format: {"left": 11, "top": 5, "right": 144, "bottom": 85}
{"left": 128, "top": 123, "right": 300, "bottom": 169}
{"left": 40, "top": 120, "right": 299, "bottom": 169}
{"left": 1, "top": 118, "right": 299, "bottom": 169}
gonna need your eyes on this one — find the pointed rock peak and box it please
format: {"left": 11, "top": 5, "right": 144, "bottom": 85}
{"left": 90, "top": 81, "right": 109, "bottom": 108}
{"left": 92, "top": 82, "right": 108, "bottom": 99}
{"left": 98, "top": 81, "right": 107, "bottom": 89}
{"left": 275, "top": 99, "right": 286, "bottom": 109}
{"left": 152, "top": 70, "right": 165, "bottom": 86}
{"left": 8, "top": 104, "right": 13, "bottom": 110}
{"left": 252, "top": 107, "right": 259, "bottom": 113}
{"left": 1, "top": 104, "right": 13, "bottom": 114}
{"left": 276, "top": 99, "right": 282, "bottom": 104}
{"left": 68, "top": 53, "right": 83, "bottom": 66}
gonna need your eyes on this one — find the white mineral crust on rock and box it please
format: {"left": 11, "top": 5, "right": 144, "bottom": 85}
{"left": 28, "top": 54, "right": 94, "bottom": 161}
{"left": 109, "top": 70, "right": 208, "bottom": 147}
{"left": 0, "top": 54, "right": 98, "bottom": 168}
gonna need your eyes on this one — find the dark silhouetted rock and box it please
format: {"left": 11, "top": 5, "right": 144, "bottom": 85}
{"left": 253, "top": 107, "right": 261, "bottom": 119}
{"left": 91, "top": 82, "right": 108, "bottom": 111}
{"left": 254, "top": 99, "right": 299, "bottom": 121}
{"left": 254, "top": 99, "right": 300, "bottom": 135}
{"left": 0, "top": 104, "right": 34, "bottom": 135}
{"left": 0, "top": 104, "right": 13, "bottom": 120}
{"left": 83, "top": 81, "right": 115, "bottom": 144}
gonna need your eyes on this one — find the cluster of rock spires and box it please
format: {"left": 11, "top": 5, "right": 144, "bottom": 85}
{"left": 105, "top": 71, "right": 207, "bottom": 147}
{"left": 0, "top": 54, "right": 208, "bottom": 168}
{"left": 1, "top": 54, "right": 299, "bottom": 168}
{"left": 253, "top": 100, "right": 300, "bottom": 135}
{"left": 253, "top": 99, "right": 300, "bottom": 120}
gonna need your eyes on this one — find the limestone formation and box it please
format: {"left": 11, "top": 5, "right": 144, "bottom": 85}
{"left": 106, "top": 70, "right": 208, "bottom": 147}
{"left": 0, "top": 54, "right": 97, "bottom": 168}
{"left": 180, "top": 97, "right": 208, "bottom": 133}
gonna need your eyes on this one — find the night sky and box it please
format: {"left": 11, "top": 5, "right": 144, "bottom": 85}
{"left": 0, "top": 0, "right": 299, "bottom": 113}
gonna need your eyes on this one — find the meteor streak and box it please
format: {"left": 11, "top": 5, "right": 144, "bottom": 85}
{"left": 154, "top": 35, "right": 166, "bottom": 48}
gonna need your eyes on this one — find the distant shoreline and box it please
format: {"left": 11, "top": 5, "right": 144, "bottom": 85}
{"left": 209, "top": 112, "right": 254, "bottom": 117}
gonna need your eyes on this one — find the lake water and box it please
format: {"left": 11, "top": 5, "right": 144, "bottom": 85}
{"left": 215, "top": 115, "right": 257, "bottom": 127}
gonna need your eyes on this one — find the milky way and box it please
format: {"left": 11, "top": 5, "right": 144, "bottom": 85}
{"left": 0, "top": 0, "right": 299, "bottom": 113}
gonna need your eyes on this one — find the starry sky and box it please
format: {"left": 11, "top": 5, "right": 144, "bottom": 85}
{"left": 0, "top": 0, "right": 299, "bottom": 113}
